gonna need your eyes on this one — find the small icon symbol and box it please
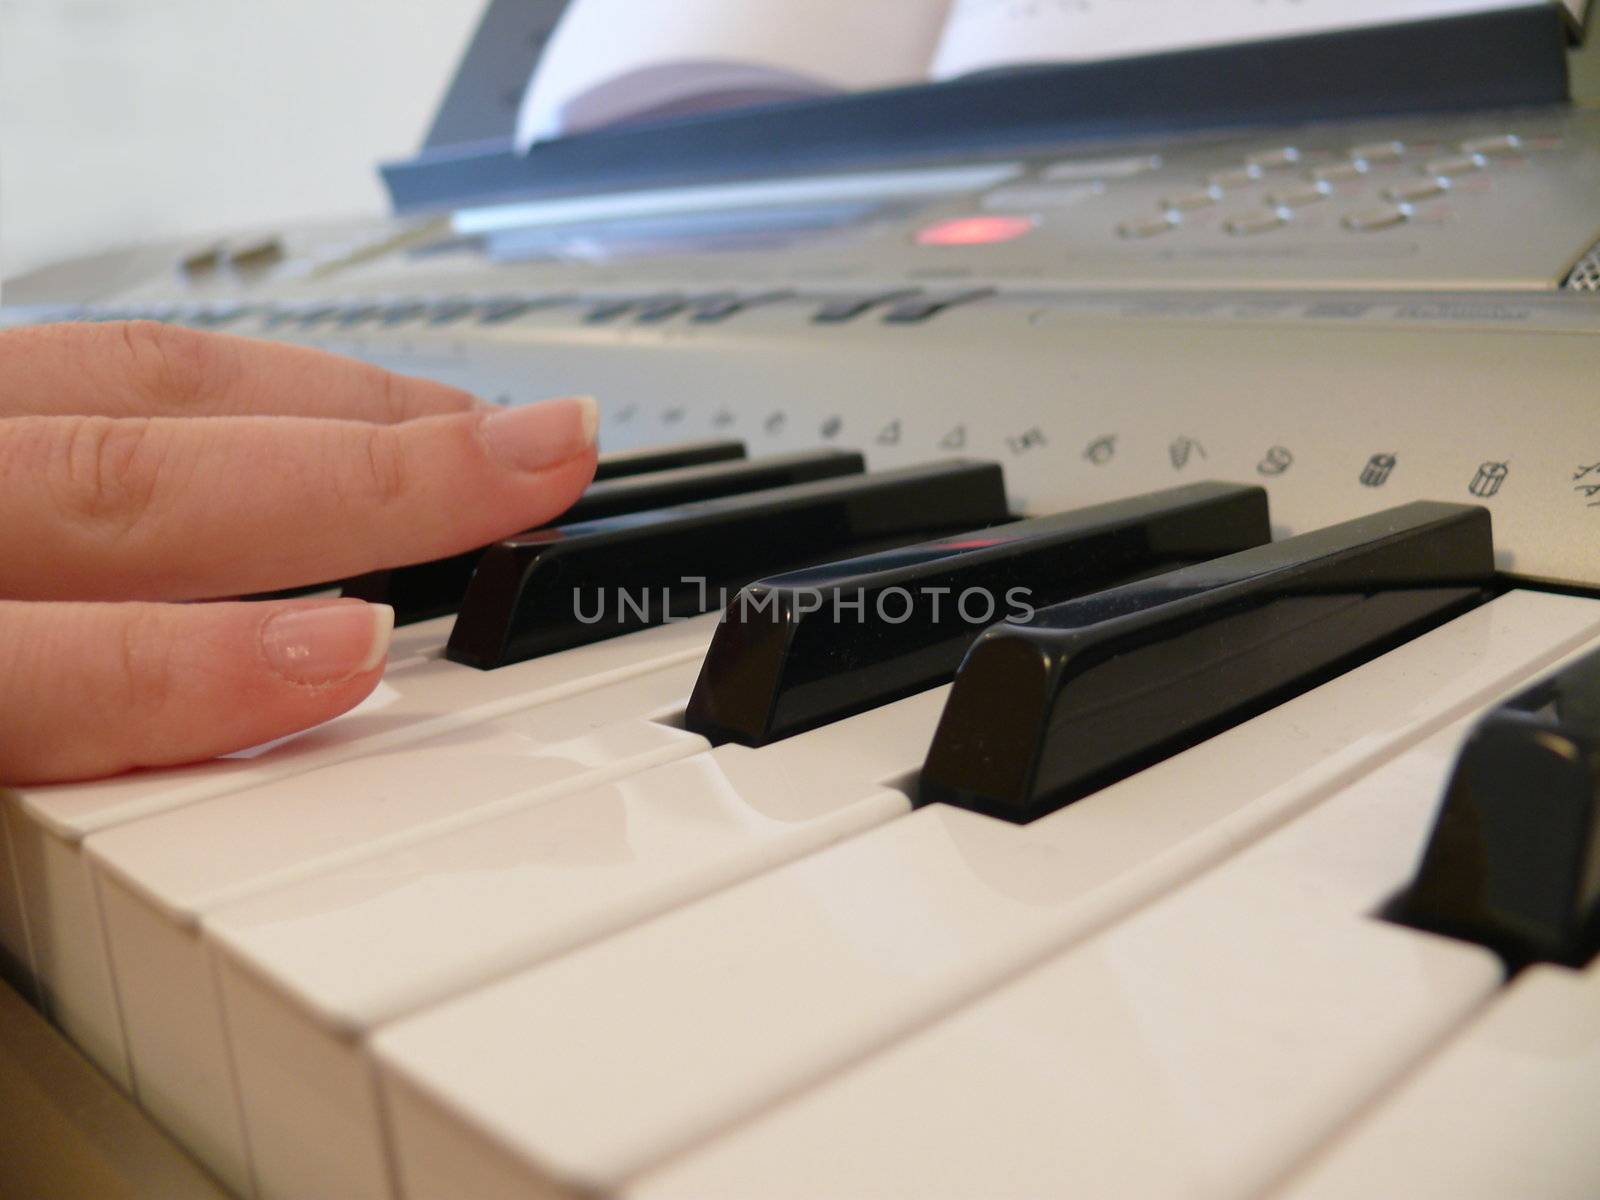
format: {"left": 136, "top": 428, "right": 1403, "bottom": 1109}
{"left": 1006, "top": 427, "right": 1047, "bottom": 455}
{"left": 939, "top": 425, "right": 967, "bottom": 450}
{"left": 712, "top": 409, "right": 735, "bottom": 428}
{"left": 764, "top": 411, "right": 787, "bottom": 435}
{"left": 820, "top": 415, "right": 843, "bottom": 440}
{"left": 1469, "top": 461, "right": 1509, "bottom": 498}
{"left": 877, "top": 420, "right": 902, "bottom": 446}
{"left": 1573, "top": 462, "right": 1600, "bottom": 507}
{"left": 616, "top": 404, "right": 638, "bottom": 424}
{"left": 1083, "top": 435, "right": 1116, "bottom": 466}
{"left": 1169, "top": 436, "right": 1206, "bottom": 470}
{"left": 662, "top": 406, "right": 685, "bottom": 425}
{"left": 1256, "top": 446, "right": 1293, "bottom": 477}
{"left": 1360, "top": 453, "right": 1396, "bottom": 488}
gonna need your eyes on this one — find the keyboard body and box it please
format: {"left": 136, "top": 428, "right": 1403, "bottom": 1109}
{"left": 1, "top": 100, "right": 1599, "bottom": 1198}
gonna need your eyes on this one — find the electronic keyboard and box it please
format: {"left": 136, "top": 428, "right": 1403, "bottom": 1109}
{"left": 3, "top": 98, "right": 1600, "bottom": 1200}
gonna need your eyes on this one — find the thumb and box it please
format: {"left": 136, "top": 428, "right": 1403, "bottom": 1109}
{"left": 0, "top": 598, "right": 393, "bottom": 784}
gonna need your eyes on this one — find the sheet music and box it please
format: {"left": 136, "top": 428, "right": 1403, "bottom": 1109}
{"left": 931, "top": 0, "right": 1548, "bottom": 78}
{"left": 515, "top": 0, "right": 951, "bottom": 149}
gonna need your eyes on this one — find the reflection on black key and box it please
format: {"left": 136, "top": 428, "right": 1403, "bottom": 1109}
{"left": 447, "top": 460, "right": 1010, "bottom": 669}
{"left": 921, "top": 502, "right": 1494, "bottom": 824}
{"left": 344, "top": 449, "right": 862, "bottom": 624}
{"left": 1387, "top": 645, "right": 1600, "bottom": 969}
{"left": 687, "top": 483, "right": 1271, "bottom": 747}
{"left": 591, "top": 439, "right": 745, "bottom": 482}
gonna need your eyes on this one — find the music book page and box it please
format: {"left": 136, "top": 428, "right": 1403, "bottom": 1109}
{"left": 931, "top": 0, "right": 1550, "bottom": 77}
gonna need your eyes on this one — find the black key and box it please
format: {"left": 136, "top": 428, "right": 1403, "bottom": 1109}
{"left": 920, "top": 502, "right": 1494, "bottom": 824}
{"left": 426, "top": 298, "right": 476, "bottom": 325}
{"left": 813, "top": 290, "right": 921, "bottom": 324}
{"left": 691, "top": 291, "right": 794, "bottom": 323}
{"left": 335, "top": 303, "right": 383, "bottom": 328}
{"left": 1386, "top": 645, "right": 1600, "bottom": 969}
{"left": 586, "top": 295, "right": 679, "bottom": 324}
{"left": 882, "top": 289, "right": 996, "bottom": 324}
{"left": 591, "top": 439, "right": 746, "bottom": 482}
{"left": 379, "top": 300, "right": 428, "bottom": 326}
{"left": 687, "top": 482, "right": 1271, "bottom": 746}
{"left": 447, "top": 460, "right": 1010, "bottom": 669}
{"left": 294, "top": 305, "right": 343, "bottom": 329}
{"left": 345, "top": 449, "right": 863, "bottom": 624}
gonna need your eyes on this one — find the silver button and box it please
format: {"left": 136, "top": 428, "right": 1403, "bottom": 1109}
{"left": 1350, "top": 140, "right": 1406, "bottom": 162}
{"left": 1383, "top": 178, "right": 1449, "bottom": 203}
{"left": 1311, "top": 160, "right": 1369, "bottom": 183}
{"left": 1265, "top": 183, "right": 1330, "bottom": 208}
{"left": 1342, "top": 204, "right": 1411, "bottom": 232}
{"left": 1209, "top": 166, "right": 1263, "bottom": 189}
{"left": 1160, "top": 186, "right": 1221, "bottom": 211}
{"left": 1224, "top": 210, "right": 1288, "bottom": 236}
{"left": 1117, "top": 214, "right": 1180, "bottom": 239}
{"left": 1247, "top": 147, "right": 1301, "bottom": 170}
{"left": 1460, "top": 134, "right": 1522, "bottom": 156}
{"left": 1424, "top": 152, "right": 1487, "bottom": 177}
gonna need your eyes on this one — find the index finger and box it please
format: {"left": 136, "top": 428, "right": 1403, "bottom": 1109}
{"left": 0, "top": 321, "right": 483, "bottom": 422}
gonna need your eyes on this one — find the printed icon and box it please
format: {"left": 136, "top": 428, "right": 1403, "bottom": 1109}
{"left": 1573, "top": 462, "right": 1600, "bottom": 507}
{"left": 1006, "top": 427, "right": 1047, "bottom": 455}
{"left": 939, "top": 425, "right": 967, "bottom": 450}
{"left": 1083, "top": 434, "right": 1116, "bottom": 466}
{"left": 820, "top": 415, "right": 843, "bottom": 440}
{"left": 764, "top": 411, "right": 787, "bottom": 435}
{"left": 1169, "top": 436, "right": 1206, "bottom": 470}
{"left": 616, "top": 404, "right": 639, "bottom": 424}
{"left": 877, "top": 420, "right": 902, "bottom": 446}
{"left": 1256, "top": 446, "right": 1293, "bottom": 477}
{"left": 712, "top": 409, "right": 735, "bottom": 428}
{"left": 662, "top": 406, "right": 685, "bottom": 425}
{"left": 1360, "top": 453, "right": 1396, "bottom": 488}
{"left": 1468, "top": 461, "right": 1509, "bottom": 498}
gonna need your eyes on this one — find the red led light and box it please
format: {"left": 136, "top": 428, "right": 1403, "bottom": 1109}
{"left": 914, "top": 215, "right": 1036, "bottom": 247}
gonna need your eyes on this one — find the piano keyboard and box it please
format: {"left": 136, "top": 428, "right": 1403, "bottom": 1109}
{"left": 3, "top": 440, "right": 1599, "bottom": 1200}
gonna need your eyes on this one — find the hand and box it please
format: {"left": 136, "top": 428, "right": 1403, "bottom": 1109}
{"left": 0, "top": 321, "right": 598, "bottom": 784}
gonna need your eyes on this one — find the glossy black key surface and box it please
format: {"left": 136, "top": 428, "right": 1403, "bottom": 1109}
{"left": 447, "top": 460, "right": 1010, "bottom": 669}
{"left": 590, "top": 439, "right": 746, "bottom": 481}
{"left": 1387, "top": 646, "right": 1600, "bottom": 969}
{"left": 344, "top": 449, "right": 860, "bottom": 624}
{"left": 686, "top": 482, "right": 1271, "bottom": 747}
{"left": 920, "top": 502, "right": 1495, "bottom": 824}
{"left": 812, "top": 290, "right": 920, "bottom": 324}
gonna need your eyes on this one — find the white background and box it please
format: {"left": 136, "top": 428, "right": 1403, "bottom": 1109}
{"left": 0, "top": 0, "right": 484, "bottom": 281}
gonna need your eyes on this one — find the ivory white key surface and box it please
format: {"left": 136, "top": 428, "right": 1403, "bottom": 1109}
{"left": 371, "top": 591, "right": 1600, "bottom": 1199}
{"left": 1277, "top": 958, "right": 1600, "bottom": 1200}
{"left": 205, "top": 686, "right": 938, "bottom": 1200}
{"left": 83, "top": 660, "right": 708, "bottom": 1196}
{"left": 0, "top": 615, "right": 714, "bottom": 1114}
{"left": 622, "top": 715, "right": 1527, "bottom": 1200}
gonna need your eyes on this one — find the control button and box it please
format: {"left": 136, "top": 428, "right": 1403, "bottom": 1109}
{"left": 1246, "top": 147, "right": 1301, "bottom": 170}
{"left": 1311, "top": 160, "right": 1369, "bottom": 183}
{"left": 1117, "top": 214, "right": 1180, "bottom": 239}
{"left": 227, "top": 237, "right": 286, "bottom": 274}
{"left": 914, "top": 214, "right": 1036, "bottom": 247}
{"left": 1208, "top": 166, "right": 1263, "bottom": 189}
{"left": 1160, "top": 187, "right": 1220, "bottom": 211}
{"left": 378, "top": 300, "right": 427, "bottom": 326}
{"left": 1460, "top": 133, "right": 1523, "bottom": 157}
{"left": 632, "top": 297, "right": 698, "bottom": 323}
{"left": 1349, "top": 140, "right": 1405, "bottom": 162}
{"left": 586, "top": 295, "right": 676, "bottom": 324}
{"left": 476, "top": 297, "right": 537, "bottom": 325}
{"left": 881, "top": 289, "right": 996, "bottom": 324}
{"left": 812, "top": 290, "right": 920, "bottom": 324}
{"left": 335, "top": 303, "right": 382, "bottom": 328}
{"left": 178, "top": 245, "right": 223, "bottom": 280}
{"left": 1342, "top": 204, "right": 1411, "bottom": 232}
{"left": 691, "top": 290, "right": 794, "bottom": 323}
{"left": 1264, "top": 182, "right": 1330, "bottom": 208}
{"left": 1424, "top": 152, "right": 1487, "bottom": 177}
{"left": 425, "top": 297, "right": 476, "bottom": 325}
{"left": 294, "top": 304, "right": 342, "bottom": 329}
{"left": 1384, "top": 178, "right": 1449, "bottom": 203}
{"left": 1224, "top": 210, "right": 1288, "bottom": 236}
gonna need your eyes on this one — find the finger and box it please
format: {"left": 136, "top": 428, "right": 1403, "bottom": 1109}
{"left": 0, "top": 321, "right": 483, "bottom": 421}
{"left": 0, "top": 395, "right": 599, "bottom": 601}
{"left": 0, "top": 599, "right": 393, "bottom": 784}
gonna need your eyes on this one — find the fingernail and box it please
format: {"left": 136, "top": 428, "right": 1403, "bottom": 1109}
{"left": 478, "top": 395, "right": 599, "bottom": 473}
{"left": 261, "top": 603, "right": 394, "bottom": 686}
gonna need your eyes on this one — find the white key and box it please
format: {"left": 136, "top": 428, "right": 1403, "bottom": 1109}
{"left": 0, "top": 615, "right": 713, "bottom": 1096}
{"left": 84, "top": 660, "right": 708, "bottom": 1195}
{"left": 1277, "top": 959, "right": 1600, "bottom": 1200}
{"left": 205, "top": 687, "right": 938, "bottom": 1200}
{"left": 369, "top": 592, "right": 1600, "bottom": 1198}
{"left": 627, "top": 716, "right": 1528, "bottom": 1199}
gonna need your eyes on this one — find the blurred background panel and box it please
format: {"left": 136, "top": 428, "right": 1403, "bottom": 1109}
{"left": 0, "top": 0, "right": 483, "bottom": 280}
